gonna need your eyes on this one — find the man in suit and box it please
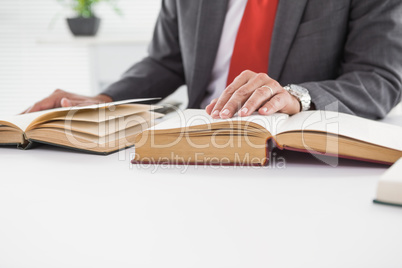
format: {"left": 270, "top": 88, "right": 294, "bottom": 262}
{"left": 25, "top": 0, "right": 402, "bottom": 120}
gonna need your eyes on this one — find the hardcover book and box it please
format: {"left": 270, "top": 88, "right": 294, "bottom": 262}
{"left": 0, "top": 99, "right": 162, "bottom": 154}
{"left": 374, "top": 158, "right": 402, "bottom": 207}
{"left": 132, "top": 109, "right": 402, "bottom": 165}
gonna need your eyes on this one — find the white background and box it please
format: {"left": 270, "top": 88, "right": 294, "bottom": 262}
{"left": 0, "top": 0, "right": 161, "bottom": 116}
{"left": 1, "top": 146, "right": 402, "bottom": 268}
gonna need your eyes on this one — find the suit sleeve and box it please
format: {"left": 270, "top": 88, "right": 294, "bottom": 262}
{"left": 300, "top": 0, "right": 402, "bottom": 119}
{"left": 101, "top": 0, "right": 185, "bottom": 102}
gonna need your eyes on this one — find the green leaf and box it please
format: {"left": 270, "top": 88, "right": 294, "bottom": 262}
{"left": 55, "top": 0, "right": 121, "bottom": 17}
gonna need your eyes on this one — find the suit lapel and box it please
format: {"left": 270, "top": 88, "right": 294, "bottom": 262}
{"left": 188, "top": 0, "right": 229, "bottom": 108}
{"left": 269, "top": 0, "right": 309, "bottom": 80}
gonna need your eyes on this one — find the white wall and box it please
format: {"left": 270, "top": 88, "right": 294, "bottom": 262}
{"left": 0, "top": 0, "right": 162, "bottom": 116}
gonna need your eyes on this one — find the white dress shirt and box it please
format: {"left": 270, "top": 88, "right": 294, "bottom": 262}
{"left": 200, "top": 0, "right": 248, "bottom": 108}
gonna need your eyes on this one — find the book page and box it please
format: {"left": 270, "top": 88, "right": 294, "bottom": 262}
{"left": 380, "top": 158, "right": 402, "bottom": 183}
{"left": 150, "top": 109, "right": 289, "bottom": 135}
{"left": 0, "top": 98, "right": 159, "bottom": 132}
{"left": 375, "top": 157, "right": 402, "bottom": 205}
{"left": 43, "top": 104, "right": 155, "bottom": 123}
{"left": 277, "top": 110, "right": 402, "bottom": 151}
{"left": 32, "top": 112, "right": 163, "bottom": 137}
{"left": 0, "top": 109, "right": 52, "bottom": 132}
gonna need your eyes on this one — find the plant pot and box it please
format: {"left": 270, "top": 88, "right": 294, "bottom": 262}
{"left": 66, "top": 17, "right": 101, "bottom": 36}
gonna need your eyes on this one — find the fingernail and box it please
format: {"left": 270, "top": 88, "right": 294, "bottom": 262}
{"left": 212, "top": 110, "right": 220, "bottom": 117}
{"left": 260, "top": 107, "right": 268, "bottom": 113}
{"left": 220, "top": 109, "right": 230, "bottom": 116}
{"left": 61, "top": 98, "right": 71, "bottom": 107}
{"left": 240, "top": 107, "right": 248, "bottom": 115}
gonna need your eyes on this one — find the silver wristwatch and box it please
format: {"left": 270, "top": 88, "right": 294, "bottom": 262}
{"left": 283, "top": 84, "right": 311, "bottom": 111}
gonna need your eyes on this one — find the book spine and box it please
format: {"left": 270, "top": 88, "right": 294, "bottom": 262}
{"left": 373, "top": 199, "right": 402, "bottom": 207}
{"left": 27, "top": 138, "right": 134, "bottom": 155}
{"left": 263, "top": 137, "right": 275, "bottom": 166}
{"left": 279, "top": 146, "right": 393, "bottom": 166}
{"left": 130, "top": 159, "right": 263, "bottom": 167}
{"left": 17, "top": 133, "right": 32, "bottom": 150}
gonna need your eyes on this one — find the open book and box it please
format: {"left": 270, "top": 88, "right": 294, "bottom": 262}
{"left": 0, "top": 99, "right": 163, "bottom": 154}
{"left": 132, "top": 109, "right": 402, "bottom": 166}
{"left": 374, "top": 158, "right": 402, "bottom": 207}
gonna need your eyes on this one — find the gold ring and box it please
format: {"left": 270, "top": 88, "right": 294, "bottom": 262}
{"left": 262, "top": 85, "right": 274, "bottom": 96}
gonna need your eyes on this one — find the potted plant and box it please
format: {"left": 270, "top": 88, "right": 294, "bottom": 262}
{"left": 56, "top": 0, "right": 121, "bottom": 36}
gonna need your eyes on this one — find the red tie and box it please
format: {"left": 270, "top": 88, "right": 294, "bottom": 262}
{"left": 227, "top": 0, "right": 279, "bottom": 86}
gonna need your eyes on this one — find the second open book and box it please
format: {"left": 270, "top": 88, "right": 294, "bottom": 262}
{"left": 133, "top": 109, "right": 402, "bottom": 166}
{"left": 0, "top": 99, "right": 163, "bottom": 154}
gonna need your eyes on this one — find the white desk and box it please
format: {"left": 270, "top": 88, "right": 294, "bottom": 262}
{"left": 0, "top": 147, "right": 401, "bottom": 267}
{"left": 1, "top": 108, "right": 402, "bottom": 267}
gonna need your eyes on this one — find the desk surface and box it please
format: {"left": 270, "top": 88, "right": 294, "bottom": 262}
{"left": 1, "top": 141, "right": 401, "bottom": 268}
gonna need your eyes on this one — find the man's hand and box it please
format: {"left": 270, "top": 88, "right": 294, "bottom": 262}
{"left": 205, "top": 70, "right": 301, "bottom": 119}
{"left": 21, "top": 89, "right": 113, "bottom": 114}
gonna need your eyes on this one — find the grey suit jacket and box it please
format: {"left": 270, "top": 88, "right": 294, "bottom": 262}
{"left": 102, "top": 0, "right": 402, "bottom": 119}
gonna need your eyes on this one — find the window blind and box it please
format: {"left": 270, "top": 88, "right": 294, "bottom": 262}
{"left": 0, "top": 0, "right": 160, "bottom": 115}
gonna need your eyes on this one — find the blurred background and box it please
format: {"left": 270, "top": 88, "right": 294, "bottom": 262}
{"left": 1, "top": 1, "right": 400, "bottom": 118}
{"left": 0, "top": 0, "right": 187, "bottom": 116}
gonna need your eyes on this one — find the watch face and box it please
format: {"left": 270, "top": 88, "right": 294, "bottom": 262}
{"left": 291, "top": 85, "right": 307, "bottom": 94}
{"left": 287, "top": 84, "right": 311, "bottom": 111}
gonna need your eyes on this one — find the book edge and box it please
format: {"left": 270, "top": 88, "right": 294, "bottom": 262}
{"left": 28, "top": 139, "right": 134, "bottom": 155}
{"left": 131, "top": 136, "right": 273, "bottom": 166}
{"left": 373, "top": 199, "right": 402, "bottom": 208}
{"left": 277, "top": 145, "right": 393, "bottom": 166}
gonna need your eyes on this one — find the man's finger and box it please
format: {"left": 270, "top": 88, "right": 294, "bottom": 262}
{"left": 258, "top": 92, "right": 288, "bottom": 115}
{"left": 20, "top": 107, "right": 31, "bottom": 114}
{"left": 211, "top": 70, "right": 254, "bottom": 118}
{"left": 205, "top": 98, "right": 218, "bottom": 115}
{"left": 60, "top": 98, "right": 73, "bottom": 107}
{"left": 61, "top": 97, "right": 102, "bottom": 108}
{"left": 238, "top": 84, "right": 278, "bottom": 117}
{"left": 219, "top": 73, "right": 271, "bottom": 119}
{"left": 258, "top": 91, "right": 301, "bottom": 115}
{"left": 25, "top": 98, "right": 58, "bottom": 113}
